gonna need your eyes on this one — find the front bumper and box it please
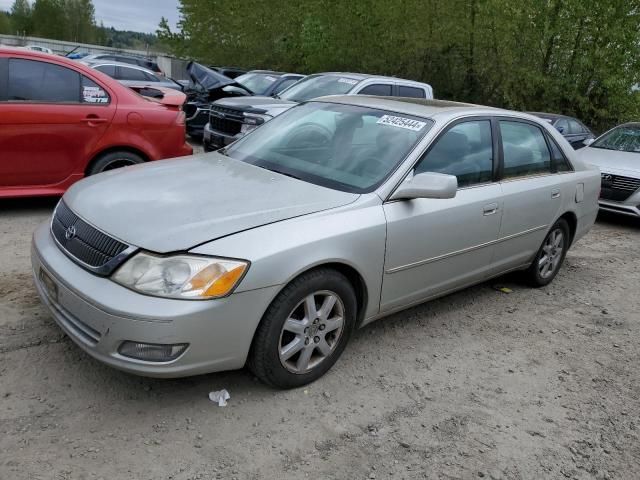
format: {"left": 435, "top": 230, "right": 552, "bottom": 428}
{"left": 31, "top": 222, "right": 279, "bottom": 378}
{"left": 203, "top": 122, "right": 242, "bottom": 152}
{"left": 598, "top": 192, "right": 640, "bottom": 218}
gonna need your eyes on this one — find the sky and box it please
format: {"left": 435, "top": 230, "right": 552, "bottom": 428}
{"left": 0, "top": 0, "right": 181, "bottom": 34}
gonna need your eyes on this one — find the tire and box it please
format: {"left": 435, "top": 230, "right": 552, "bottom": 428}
{"left": 248, "top": 268, "right": 357, "bottom": 389}
{"left": 87, "top": 151, "right": 145, "bottom": 176}
{"left": 524, "top": 218, "right": 570, "bottom": 287}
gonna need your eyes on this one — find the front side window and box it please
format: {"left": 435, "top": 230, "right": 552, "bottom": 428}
{"left": 568, "top": 119, "right": 585, "bottom": 135}
{"left": 398, "top": 85, "right": 426, "bottom": 98}
{"left": 279, "top": 75, "right": 359, "bottom": 103}
{"left": 591, "top": 125, "right": 640, "bottom": 153}
{"left": 358, "top": 84, "right": 392, "bottom": 96}
{"left": 500, "top": 121, "right": 552, "bottom": 178}
{"left": 415, "top": 120, "right": 493, "bottom": 187}
{"left": 225, "top": 102, "right": 432, "bottom": 193}
{"left": 8, "top": 59, "right": 80, "bottom": 102}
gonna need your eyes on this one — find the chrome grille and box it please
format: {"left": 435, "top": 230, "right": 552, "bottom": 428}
{"left": 209, "top": 105, "right": 243, "bottom": 135}
{"left": 51, "top": 201, "right": 131, "bottom": 275}
{"left": 611, "top": 175, "right": 640, "bottom": 192}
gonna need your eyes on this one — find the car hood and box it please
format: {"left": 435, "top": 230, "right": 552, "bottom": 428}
{"left": 63, "top": 153, "right": 359, "bottom": 253}
{"left": 214, "top": 96, "right": 297, "bottom": 115}
{"left": 186, "top": 62, "right": 237, "bottom": 91}
{"left": 579, "top": 147, "right": 640, "bottom": 177}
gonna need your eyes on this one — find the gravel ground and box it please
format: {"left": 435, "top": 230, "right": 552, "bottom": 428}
{"left": 0, "top": 189, "right": 639, "bottom": 479}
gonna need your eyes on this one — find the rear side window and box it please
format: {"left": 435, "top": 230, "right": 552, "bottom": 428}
{"left": 81, "top": 76, "right": 110, "bottom": 104}
{"left": 273, "top": 78, "right": 299, "bottom": 94}
{"left": 95, "top": 65, "right": 116, "bottom": 77}
{"left": 358, "top": 84, "right": 393, "bottom": 96}
{"left": 547, "top": 136, "right": 572, "bottom": 172}
{"left": 8, "top": 58, "right": 79, "bottom": 102}
{"left": 500, "top": 121, "right": 552, "bottom": 178}
{"left": 118, "top": 67, "right": 149, "bottom": 81}
{"left": 398, "top": 85, "right": 426, "bottom": 98}
{"left": 415, "top": 120, "right": 494, "bottom": 187}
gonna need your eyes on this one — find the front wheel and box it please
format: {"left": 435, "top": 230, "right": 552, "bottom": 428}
{"left": 525, "top": 218, "right": 570, "bottom": 287}
{"left": 248, "top": 269, "right": 357, "bottom": 389}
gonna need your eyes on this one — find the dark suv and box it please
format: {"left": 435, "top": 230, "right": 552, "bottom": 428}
{"left": 527, "top": 112, "right": 594, "bottom": 149}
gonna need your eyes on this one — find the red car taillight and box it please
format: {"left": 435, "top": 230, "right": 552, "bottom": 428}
{"left": 176, "top": 111, "right": 186, "bottom": 126}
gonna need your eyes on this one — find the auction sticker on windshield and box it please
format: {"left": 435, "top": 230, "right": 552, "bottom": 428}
{"left": 377, "top": 115, "right": 427, "bottom": 131}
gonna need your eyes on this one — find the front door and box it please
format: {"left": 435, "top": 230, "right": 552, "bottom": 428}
{"left": 0, "top": 57, "right": 115, "bottom": 188}
{"left": 381, "top": 118, "right": 503, "bottom": 312}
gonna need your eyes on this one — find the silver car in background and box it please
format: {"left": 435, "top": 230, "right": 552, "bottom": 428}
{"left": 31, "top": 97, "right": 600, "bottom": 388}
{"left": 81, "top": 60, "right": 184, "bottom": 91}
{"left": 579, "top": 123, "right": 640, "bottom": 217}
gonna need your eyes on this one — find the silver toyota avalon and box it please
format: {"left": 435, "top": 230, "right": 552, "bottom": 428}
{"left": 32, "top": 96, "right": 600, "bottom": 388}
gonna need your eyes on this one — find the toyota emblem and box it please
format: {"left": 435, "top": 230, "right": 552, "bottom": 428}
{"left": 65, "top": 225, "right": 77, "bottom": 240}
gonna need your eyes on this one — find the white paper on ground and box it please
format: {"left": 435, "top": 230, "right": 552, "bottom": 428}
{"left": 208, "top": 389, "right": 230, "bottom": 406}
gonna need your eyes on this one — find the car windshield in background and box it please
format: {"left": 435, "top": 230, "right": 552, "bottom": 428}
{"left": 279, "top": 75, "right": 359, "bottom": 102}
{"left": 235, "top": 73, "right": 280, "bottom": 95}
{"left": 225, "top": 102, "right": 432, "bottom": 193}
{"left": 592, "top": 126, "right": 640, "bottom": 153}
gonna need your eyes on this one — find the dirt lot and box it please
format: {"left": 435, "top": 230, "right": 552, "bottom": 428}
{"left": 1, "top": 194, "right": 639, "bottom": 480}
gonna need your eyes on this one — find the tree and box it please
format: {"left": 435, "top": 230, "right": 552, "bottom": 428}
{"left": 10, "top": 0, "right": 32, "bottom": 35}
{"left": 0, "top": 11, "right": 12, "bottom": 34}
{"left": 32, "top": 0, "right": 67, "bottom": 39}
{"left": 65, "top": 0, "right": 96, "bottom": 43}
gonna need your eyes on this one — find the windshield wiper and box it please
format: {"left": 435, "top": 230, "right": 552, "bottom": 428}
{"left": 262, "top": 166, "right": 302, "bottom": 180}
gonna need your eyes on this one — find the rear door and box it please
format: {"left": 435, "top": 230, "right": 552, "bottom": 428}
{"left": 381, "top": 117, "right": 503, "bottom": 312}
{"left": 492, "top": 118, "right": 572, "bottom": 271}
{"left": 0, "top": 57, "right": 116, "bottom": 188}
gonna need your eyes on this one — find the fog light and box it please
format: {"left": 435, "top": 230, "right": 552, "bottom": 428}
{"left": 118, "top": 341, "right": 188, "bottom": 362}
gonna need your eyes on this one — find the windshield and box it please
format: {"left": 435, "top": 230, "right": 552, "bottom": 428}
{"left": 279, "top": 75, "right": 360, "bottom": 102}
{"left": 592, "top": 125, "right": 640, "bottom": 153}
{"left": 225, "top": 102, "right": 432, "bottom": 193}
{"left": 235, "top": 72, "right": 280, "bottom": 95}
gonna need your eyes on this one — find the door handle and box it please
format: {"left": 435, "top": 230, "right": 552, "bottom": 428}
{"left": 483, "top": 203, "right": 499, "bottom": 216}
{"left": 551, "top": 189, "right": 561, "bottom": 199}
{"left": 81, "top": 116, "right": 108, "bottom": 125}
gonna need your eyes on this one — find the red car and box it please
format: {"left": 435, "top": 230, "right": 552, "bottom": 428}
{"left": 0, "top": 48, "right": 192, "bottom": 198}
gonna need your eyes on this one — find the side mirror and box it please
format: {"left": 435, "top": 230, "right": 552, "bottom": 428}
{"left": 556, "top": 126, "right": 565, "bottom": 134}
{"left": 583, "top": 138, "right": 595, "bottom": 147}
{"left": 222, "top": 85, "right": 251, "bottom": 96}
{"left": 390, "top": 171, "right": 457, "bottom": 201}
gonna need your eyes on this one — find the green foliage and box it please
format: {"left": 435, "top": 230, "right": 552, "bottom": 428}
{"left": 10, "top": 0, "right": 33, "bottom": 35}
{"left": 166, "top": 0, "right": 640, "bottom": 131}
{"left": 0, "top": 11, "right": 11, "bottom": 34}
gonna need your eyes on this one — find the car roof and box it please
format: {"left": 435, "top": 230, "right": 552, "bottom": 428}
{"left": 314, "top": 95, "right": 537, "bottom": 123}
{"left": 83, "top": 60, "right": 158, "bottom": 74}
{"left": 316, "top": 72, "right": 431, "bottom": 86}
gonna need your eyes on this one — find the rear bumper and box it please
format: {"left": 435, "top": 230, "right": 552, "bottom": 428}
{"left": 31, "top": 221, "right": 279, "bottom": 378}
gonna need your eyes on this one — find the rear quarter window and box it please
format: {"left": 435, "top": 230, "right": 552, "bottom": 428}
{"left": 398, "top": 85, "right": 426, "bottom": 98}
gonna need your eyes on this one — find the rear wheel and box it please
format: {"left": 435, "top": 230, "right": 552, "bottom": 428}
{"left": 525, "top": 218, "right": 570, "bottom": 287}
{"left": 87, "top": 151, "right": 145, "bottom": 175}
{"left": 248, "top": 269, "right": 357, "bottom": 389}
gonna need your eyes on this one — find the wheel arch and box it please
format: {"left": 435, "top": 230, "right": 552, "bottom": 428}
{"left": 85, "top": 146, "right": 151, "bottom": 176}
{"left": 558, "top": 210, "right": 578, "bottom": 246}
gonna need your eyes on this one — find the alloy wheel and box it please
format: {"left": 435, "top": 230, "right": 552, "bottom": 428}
{"left": 538, "top": 228, "right": 565, "bottom": 279}
{"left": 278, "top": 290, "right": 345, "bottom": 374}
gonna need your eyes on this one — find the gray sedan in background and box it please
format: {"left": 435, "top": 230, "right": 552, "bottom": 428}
{"left": 32, "top": 97, "right": 600, "bottom": 388}
{"left": 82, "top": 60, "right": 184, "bottom": 91}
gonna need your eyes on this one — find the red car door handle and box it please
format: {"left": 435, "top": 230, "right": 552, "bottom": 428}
{"left": 81, "top": 116, "right": 108, "bottom": 125}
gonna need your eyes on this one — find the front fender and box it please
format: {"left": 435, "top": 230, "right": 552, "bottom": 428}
{"left": 190, "top": 199, "right": 387, "bottom": 321}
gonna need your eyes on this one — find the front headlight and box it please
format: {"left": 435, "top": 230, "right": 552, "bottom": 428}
{"left": 112, "top": 252, "right": 248, "bottom": 300}
{"left": 240, "top": 113, "right": 272, "bottom": 134}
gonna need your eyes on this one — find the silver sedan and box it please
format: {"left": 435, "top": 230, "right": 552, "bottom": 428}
{"left": 32, "top": 97, "right": 600, "bottom": 388}
{"left": 579, "top": 122, "right": 640, "bottom": 217}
